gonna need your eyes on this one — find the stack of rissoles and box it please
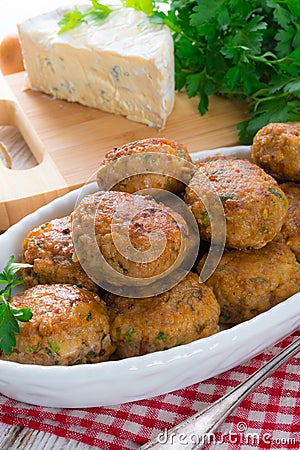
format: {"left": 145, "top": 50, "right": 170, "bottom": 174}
{"left": 186, "top": 122, "right": 300, "bottom": 325}
{"left": 0, "top": 127, "right": 298, "bottom": 366}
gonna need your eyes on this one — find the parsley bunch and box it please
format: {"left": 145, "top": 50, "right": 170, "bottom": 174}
{"left": 0, "top": 257, "right": 33, "bottom": 356}
{"left": 154, "top": 0, "right": 300, "bottom": 143}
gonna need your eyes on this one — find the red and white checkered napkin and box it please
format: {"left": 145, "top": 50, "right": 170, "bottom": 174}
{"left": 0, "top": 331, "right": 299, "bottom": 450}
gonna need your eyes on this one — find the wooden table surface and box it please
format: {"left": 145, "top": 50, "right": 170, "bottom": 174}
{"left": 0, "top": 125, "right": 95, "bottom": 449}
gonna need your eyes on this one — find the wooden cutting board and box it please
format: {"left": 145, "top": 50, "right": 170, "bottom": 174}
{"left": 0, "top": 71, "right": 247, "bottom": 230}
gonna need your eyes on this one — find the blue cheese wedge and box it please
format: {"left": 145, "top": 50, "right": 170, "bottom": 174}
{"left": 18, "top": 6, "right": 175, "bottom": 129}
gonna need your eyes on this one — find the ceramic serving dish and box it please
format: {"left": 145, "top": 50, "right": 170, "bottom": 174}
{"left": 0, "top": 146, "right": 299, "bottom": 408}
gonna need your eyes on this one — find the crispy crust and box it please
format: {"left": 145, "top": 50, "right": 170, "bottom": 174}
{"left": 275, "top": 182, "right": 300, "bottom": 261}
{"left": 21, "top": 216, "right": 98, "bottom": 292}
{"left": 251, "top": 122, "right": 300, "bottom": 181}
{"left": 184, "top": 158, "right": 288, "bottom": 249}
{"left": 72, "top": 191, "right": 186, "bottom": 279}
{"left": 107, "top": 272, "right": 220, "bottom": 358}
{"left": 198, "top": 242, "right": 300, "bottom": 324}
{"left": 99, "top": 137, "right": 193, "bottom": 194}
{"left": 1, "top": 284, "right": 115, "bottom": 365}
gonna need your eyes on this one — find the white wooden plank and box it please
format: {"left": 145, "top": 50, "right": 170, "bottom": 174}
{"left": 0, "top": 423, "right": 97, "bottom": 449}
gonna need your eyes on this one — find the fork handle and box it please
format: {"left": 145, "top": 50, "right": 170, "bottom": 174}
{"left": 140, "top": 335, "right": 300, "bottom": 449}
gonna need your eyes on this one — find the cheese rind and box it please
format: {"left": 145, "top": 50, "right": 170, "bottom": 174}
{"left": 18, "top": 6, "right": 175, "bottom": 129}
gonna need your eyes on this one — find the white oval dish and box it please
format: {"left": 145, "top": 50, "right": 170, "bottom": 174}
{"left": 0, "top": 145, "right": 299, "bottom": 408}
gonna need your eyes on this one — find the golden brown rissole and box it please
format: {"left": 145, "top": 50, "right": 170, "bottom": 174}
{"left": 198, "top": 242, "right": 300, "bottom": 324}
{"left": 106, "top": 272, "right": 220, "bottom": 358}
{"left": 21, "top": 215, "right": 98, "bottom": 292}
{"left": 0, "top": 284, "right": 115, "bottom": 365}
{"left": 251, "top": 122, "right": 300, "bottom": 181}
{"left": 184, "top": 158, "right": 288, "bottom": 249}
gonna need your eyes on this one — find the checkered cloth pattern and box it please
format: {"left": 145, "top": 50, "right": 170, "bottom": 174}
{"left": 0, "top": 331, "right": 299, "bottom": 450}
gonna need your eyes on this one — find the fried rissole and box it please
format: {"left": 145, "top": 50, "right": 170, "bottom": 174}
{"left": 21, "top": 216, "right": 98, "bottom": 292}
{"left": 198, "top": 242, "right": 300, "bottom": 324}
{"left": 251, "top": 122, "right": 300, "bottom": 181}
{"left": 0, "top": 284, "right": 115, "bottom": 365}
{"left": 185, "top": 158, "right": 288, "bottom": 249}
{"left": 98, "top": 137, "right": 193, "bottom": 194}
{"left": 275, "top": 182, "right": 300, "bottom": 261}
{"left": 107, "top": 272, "right": 220, "bottom": 358}
{"left": 72, "top": 190, "right": 187, "bottom": 280}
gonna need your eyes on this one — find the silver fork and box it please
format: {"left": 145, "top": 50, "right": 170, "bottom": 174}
{"left": 140, "top": 335, "right": 300, "bottom": 450}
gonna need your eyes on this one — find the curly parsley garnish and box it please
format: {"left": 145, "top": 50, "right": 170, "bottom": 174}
{"left": 0, "top": 256, "right": 33, "bottom": 356}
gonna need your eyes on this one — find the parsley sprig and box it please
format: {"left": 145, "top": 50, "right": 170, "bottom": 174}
{"left": 122, "top": 0, "right": 154, "bottom": 15}
{"left": 58, "top": 0, "right": 155, "bottom": 34}
{"left": 153, "top": 0, "right": 300, "bottom": 143}
{"left": 58, "top": 0, "right": 113, "bottom": 34}
{"left": 0, "top": 256, "right": 33, "bottom": 356}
